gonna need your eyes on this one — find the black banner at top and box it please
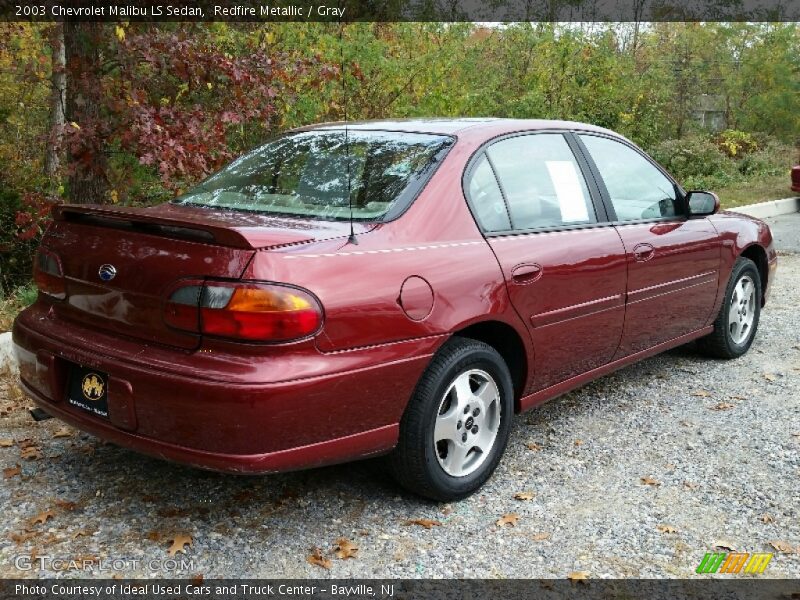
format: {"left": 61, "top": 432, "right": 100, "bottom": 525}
{"left": 1, "top": 0, "right": 799, "bottom": 22}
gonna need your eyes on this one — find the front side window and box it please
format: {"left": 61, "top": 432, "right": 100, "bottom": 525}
{"left": 485, "top": 134, "right": 596, "bottom": 230}
{"left": 579, "top": 134, "right": 680, "bottom": 221}
{"left": 174, "top": 130, "right": 453, "bottom": 220}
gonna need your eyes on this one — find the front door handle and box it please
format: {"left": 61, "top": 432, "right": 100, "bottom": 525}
{"left": 511, "top": 263, "right": 543, "bottom": 284}
{"left": 633, "top": 243, "right": 655, "bottom": 262}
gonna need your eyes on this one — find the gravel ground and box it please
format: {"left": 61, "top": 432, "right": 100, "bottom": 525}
{"left": 0, "top": 220, "right": 798, "bottom": 580}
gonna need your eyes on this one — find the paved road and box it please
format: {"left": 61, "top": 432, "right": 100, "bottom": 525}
{"left": 0, "top": 213, "right": 798, "bottom": 579}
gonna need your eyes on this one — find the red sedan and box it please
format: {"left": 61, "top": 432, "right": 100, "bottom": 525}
{"left": 13, "top": 119, "right": 777, "bottom": 500}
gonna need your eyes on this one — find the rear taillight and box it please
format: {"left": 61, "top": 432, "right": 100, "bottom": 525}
{"left": 33, "top": 248, "right": 65, "bottom": 299}
{"left": 164, "top": 280, "right": 323, "bottom": 343}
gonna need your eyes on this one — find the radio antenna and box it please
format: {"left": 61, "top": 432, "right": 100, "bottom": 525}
{"left": 340, "top": 21, "right": 358, "bottom": 245}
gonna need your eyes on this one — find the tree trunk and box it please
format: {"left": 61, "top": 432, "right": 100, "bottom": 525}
{"left": 64, "top": 21, "right": 108, "bottom": 204}
{"left": 44, "top": 23, "right": 66, "bottom": 184}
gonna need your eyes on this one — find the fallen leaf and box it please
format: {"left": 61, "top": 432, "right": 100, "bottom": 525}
{"left": 146, "top": 531, "right": 162, "bottom": 541}
{"left": 532, "top": 532, "right": 551, "bottom": 541}
{"left": 657, "top": 524, "right": 678, "bottom": 534}
{"left": 333, "top": 538, "right": 358, "bottom": 559}
{"left": 526, "top": 442, "right": 542, "bottom": 451}
{"left": 792, "top": 432, "right": 800, "bottom": 437}
{"left": 496, "top": 513, "right": 520, "bottom": 527}
{"left": 713, "top": 540, "right": 737, "bottom": 552}
{"left": 574, "top": 439, "right": 583, "bottom": 446}
{"left": 52, "top": 427, "right": 72, "bottom": 439}
{"left": 514, "top": 491, "right": 535, "bottom": 501}
{"left": 769, "top": 540, "right": 795, "bottom": 553}
{"left": 307, "top": 547, "right": 331, "bottom": 569}
{"left": 9, "top": 531, "right": 36, "bottom": 543}
{"left": 640, "top": 476, "right": 661, "bottom": 486}
{"left": 729, "top": 395, "right": 747, "bottom": 401}
{"left": 3, "top": 465, "right": 21, "bottom": 479}
{"left": 166, "top": 534, "right": 192, "bottom": 556}
{"left": 691, "top": 390, "right": 711, "bottom": 397}
{"left": 764, "top": 373, "right": 777, "bottom": 382}
{"left": 404, "top": 518, "right": 442, "bottom": 529}
{"left": 679, "top": 420, "right": 693, "bottom": 427}
{"left": 441, "top": 505, "right": 453, "bottom": 516}
{"left": 760, "top": 514, "right": 774, "bottom": 524}
{"left": 29, "top": 510, "right": 54, "bottom": 526}
{"left": 54, "top": 499, "right": 78, "bottom": 511}
{"left": 20, "top": 446, "right": 41, "bottom": 460}
{"left": 568, "top": 571, "right": 590, "bottom": 582}
{"left": 72, "top": 529, "right": 94, "bottom": 539}
{"left": 0, "top": 439, "right": 13, "bottom": 447}
{"left": 710, "top": 402, "right": 735, "bottom": 411}
{"left": 683, "top": 481, "right": 700, "bottom": 490}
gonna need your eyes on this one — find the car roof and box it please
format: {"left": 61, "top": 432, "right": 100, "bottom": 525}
{"left": 295, "top": 118, "right": 620, "bottom": 139}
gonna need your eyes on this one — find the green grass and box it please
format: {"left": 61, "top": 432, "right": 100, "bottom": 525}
{"left": 0, "top": 283, "right": 37, "bottom": 332}
{"left": 715, "top": 173, "right": 795, "bottom": 209}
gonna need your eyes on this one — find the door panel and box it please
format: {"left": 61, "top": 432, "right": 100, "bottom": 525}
{"left": 489, "top": 228, "right": 627, "bottom": 392}
{"left": 613, "top": 219, "right": 721, "bottom": 356}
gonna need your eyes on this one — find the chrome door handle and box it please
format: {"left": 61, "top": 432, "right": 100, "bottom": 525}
{"left": 511, "top": 263, "right": 543, "bottom": 284}
{"left": 633, "top": 243, "right": 655, "bottom": 262}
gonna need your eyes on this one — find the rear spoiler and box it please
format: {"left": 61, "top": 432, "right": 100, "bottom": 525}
{"left": 52, "top": 204, "right": 313, "bottom": 250}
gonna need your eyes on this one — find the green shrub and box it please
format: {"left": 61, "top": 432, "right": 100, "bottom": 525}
{"left": 649, "top": 136, "right": 737, "bottom": 181}
{"left": 715, "top": 129, "right": 759, "bottom": 158}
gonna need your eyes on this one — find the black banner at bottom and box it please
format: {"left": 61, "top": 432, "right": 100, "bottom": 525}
{"left": 1, "top": 579, "right": 799, "bottom": 600}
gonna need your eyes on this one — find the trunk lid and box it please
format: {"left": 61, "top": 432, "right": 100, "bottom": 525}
{"left": 43, "top": 203, "right": 367, "bottom": 349}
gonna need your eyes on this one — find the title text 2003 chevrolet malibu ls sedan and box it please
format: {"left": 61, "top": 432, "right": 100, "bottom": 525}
{"left": 13, "top": 119, "right": 777, "bottom": 500}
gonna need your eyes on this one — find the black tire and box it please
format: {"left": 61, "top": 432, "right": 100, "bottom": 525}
{"left": 389, "top": 336, "right": 514, "bottom": 501}
{"left": 697, "top": 257, "right": 762, "bottom": 359}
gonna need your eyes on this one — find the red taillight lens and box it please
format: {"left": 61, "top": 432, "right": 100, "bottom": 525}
{"left": 164, "top": 280, "right": 323, "bottom": 343}
{"left": 33, "top": 248, "right": 65, "bottom": 299}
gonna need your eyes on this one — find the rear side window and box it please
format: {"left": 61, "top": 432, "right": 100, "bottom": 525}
{"left": 483, "top": 134, "right": 596, "bottom": 231}
{"left": 579, "top": 134, "right": 680, "bottom": 221}
{"left": 466, "top": 155, "right": 511, "bottom": 232}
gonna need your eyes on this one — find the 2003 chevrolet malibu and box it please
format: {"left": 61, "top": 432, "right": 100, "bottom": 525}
{"left": 13, "top": 119, "right": 777, "bottom": 500}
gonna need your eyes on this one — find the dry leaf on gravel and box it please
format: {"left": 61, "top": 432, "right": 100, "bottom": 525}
{"left": 710, "top": 402, "right": 735, "bottom": 411}
{"left": 691, "top": 390, "right": 712, "bottom": 397}
{"left": 52, "top": 427, "right": 72, "bottom": 439}
{"left": 54, "top": 499, "right": 78, "bottom": 511}
{"left": 640, "top": 476, "right": 661, "bottom": 486}
{"left": 763, "top": 373, "right": 777, "bottom": 382}
{"left": 441, "top": 505, "right": 453, "bottom": 516}
{"left": 683, "top": 481, "right": 700, "bottom": 490}
{"left": 574, "top": 439, "right": 583, "bottom": 446}
{"left": 713, "top": 540, "right": 737, "bottom": 552}
{"left": 3, "top": 465, "right": 20, "bottom": 479}
{"left": 532, "top": 532, "right": 551, "bottom": 541}
{"left": 526, "top": 442, "right": 542, "bottom": 451}
{"left": 307, "top": 547, "right": 332, "bottom": 569}
{"left": 514, "top": 491, "right": 535, "bottom": 501}
{"left": 729, "top": 395, "right": 747, "bottom": 401}
{"left": 9, "top": 531, "right": 36, "bottom": 544}
{"left": 20, "top": 446, "right": 41, "bottom": 460}
{"left": 29, "top": 510, "right": 54, "bottom": 526}
{"left": 333, "top": 538, "right": 358, "bottom": 560}
{"left": 769, "top": 540, "right": 796, "bottom": 553}
{"left": 657, "top": 524, "right": 678, "bottom": 534}
{"left": 760, "top": 514, "right": 774, "bottom": 524}
{"left": 166, "top": 534, "right": 193, "bottom": 556}
{"left": 72, "top": 529, "right": 94, "bottom": 539}
{"left": 568, "top": 571, "right": 589, "bottom": 582}
{"left": 404, "top": 518, "right": 442, "bottom": 529}
{"left": 0, "top": 439, "right": 13, "bottom": 447}
{"left": 496, "top": 513, "right": 520, "bottom": 527}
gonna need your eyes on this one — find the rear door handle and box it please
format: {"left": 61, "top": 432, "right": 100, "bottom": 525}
{"left": 633, "top": 243, "right": 655, "bottom": 262}
{"left": 511, "top": 263, "right": 543, "bottom": 284}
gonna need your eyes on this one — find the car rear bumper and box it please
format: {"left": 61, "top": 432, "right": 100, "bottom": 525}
{"left": 12, "top": 302, "right": 441, "bottom": 473}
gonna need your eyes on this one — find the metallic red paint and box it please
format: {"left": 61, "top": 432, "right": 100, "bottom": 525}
{"left": 12, "top": 119, "right": 776, "bottom": 475}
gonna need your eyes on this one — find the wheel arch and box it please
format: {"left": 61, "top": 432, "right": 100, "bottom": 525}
{"left": 451, "top": 319, "right": 530, "bottom": 411}
{"left": 740, "top": 243, "right": 768, "bottom": 306}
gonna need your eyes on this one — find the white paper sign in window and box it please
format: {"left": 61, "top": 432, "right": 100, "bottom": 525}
{"left": 545, "top": 160, "right": 590, "bottom": 223}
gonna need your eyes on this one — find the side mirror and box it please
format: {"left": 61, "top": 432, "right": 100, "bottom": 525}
{"left": 687, "top": 191, "right": 720, "bottom": 216}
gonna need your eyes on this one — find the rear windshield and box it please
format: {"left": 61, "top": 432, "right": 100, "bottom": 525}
{"left": 174, "top": 129, "right": 453, "bottom": 220}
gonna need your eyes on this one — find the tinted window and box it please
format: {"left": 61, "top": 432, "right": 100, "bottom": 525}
{"left": 466, "top": 155, "right": 511, "bottom": 232}
{"left": 175, "top": 130, "right": 452, "bottom": 220}
{"left": 486, "top": 134, "right": 596, "bottom": 230}
{"left": 579, "top": 135, "right": 680, "bottom": 221}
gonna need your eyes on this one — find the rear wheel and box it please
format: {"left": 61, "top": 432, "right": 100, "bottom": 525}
{"left": 389, "top": 337, "right": 514, "bottom": 501}
{"left": 698, "top": 257, "right": 761, "bottom": 359}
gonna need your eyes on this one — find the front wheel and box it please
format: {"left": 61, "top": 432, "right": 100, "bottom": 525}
{"left": 389, "top": 337, "right": 514, "bottom": 501}
{"left": 698, "top": 257, "right": 762, "bottom": 359}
